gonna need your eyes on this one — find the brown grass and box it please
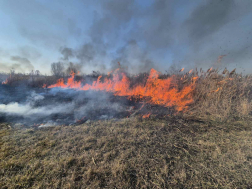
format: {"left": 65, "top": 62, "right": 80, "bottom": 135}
{"left": 2, "top": 68, "right": 252, "bottom": 121}
{"left": 1, "top": 117, "right": 252, "bottom": 188}
{"left": 1, "top": 68, "right": 252, "bottom": 188}
{"left": 185, "top": 69, "right": 252, "bottom": 121}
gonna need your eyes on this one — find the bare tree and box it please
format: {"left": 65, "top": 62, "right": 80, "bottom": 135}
{"left": 10, "top": 68, "right": 15, "bottom": 75}
{"left": 35, "top": 70, "right": 40, "bottom": 76}
{"left": 51, "top": 62, "right": 65, "bottom": 77}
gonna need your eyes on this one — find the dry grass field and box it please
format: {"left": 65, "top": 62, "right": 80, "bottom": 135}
{"left": 1, "top": 68, "right": 252, "bottom": 188}
{"left": 1, "top": 117, "right": 252, "bottom": 188}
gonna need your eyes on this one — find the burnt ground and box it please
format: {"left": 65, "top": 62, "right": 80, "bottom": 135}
{"left": 1, "top": 117, "right": 252, "bottom": 188}
{"left": 0, "top": 85, "right": 173, "bottom": 127}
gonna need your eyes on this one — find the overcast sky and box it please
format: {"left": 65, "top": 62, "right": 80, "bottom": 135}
{"left": 0, "top": 0, "right": 252, "bottom": 74}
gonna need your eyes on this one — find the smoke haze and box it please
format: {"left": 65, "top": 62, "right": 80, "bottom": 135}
{"left": 0, "top": 85, "right": 132, "bottom": 126}
{"left": 0, "top": 0, "right": 252, "bottom": 74}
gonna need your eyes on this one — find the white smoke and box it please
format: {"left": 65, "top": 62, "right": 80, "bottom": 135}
{"left": 0, "top": 87, "right": 129, "bottom": 126}
{"left": 0, "top": 91, "right": 74, "bottom": 117}
{"left": 0, "top": 102, "right": 74, "bottom": 117}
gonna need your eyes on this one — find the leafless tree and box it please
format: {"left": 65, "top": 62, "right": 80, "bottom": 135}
{"left": 35, "top": 70, "right": 40, "bottom": 76}
{"left": 51, "top": 62, "right": 65, "bottom": 77}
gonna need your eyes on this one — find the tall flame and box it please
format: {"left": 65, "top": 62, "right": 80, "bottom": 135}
{"left": 46, "top": 69, "right": 197, "bottom": 111}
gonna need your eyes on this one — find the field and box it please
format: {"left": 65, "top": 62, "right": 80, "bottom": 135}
{"left": 1, "top": 117, "right": 252, "bottom": 188}
{"left": 1, "top": 68, "right": 252, "bottom": 188}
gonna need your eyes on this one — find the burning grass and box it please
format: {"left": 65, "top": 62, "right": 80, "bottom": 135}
{"left": 1, "top": 67, "right": 252, "bottom": 122}
{"left": 1, "top": 67, "right": 252, "bottom": 187}
{"left": 42, "top": 67, "right": 252, "bottom": 121}
{"left": 45, "top": 69, "right": 197, "bottom": 112}
{"left": 1, "top": 117, "right": 252, "bottom": 188}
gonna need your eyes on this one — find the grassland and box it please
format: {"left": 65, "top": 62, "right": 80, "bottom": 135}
{"left": 1, "top": 68, "right": 252, "bottom": 188}
{"left": 1, "top": 117, "right": 252, "bottom": 188}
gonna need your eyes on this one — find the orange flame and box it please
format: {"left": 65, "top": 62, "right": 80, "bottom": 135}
{"left": 189, "top": 69, "right": 193, "bottom": 74}
{"left": 214, "top": 88, "right": 220, "bottom": 92}
{"left": 46, "top": 69, "right": 197, "bottom": 111}
{"left": 142, "top": 113, "right": 151, "bottom": 118}
{"left": 2, "top": 79, "right": 8, "bottom": 84}
{"left": 179, "top": 68, "right": 184, "bottom": 72}
{"left": 207, "top": 67, "right": 213, "bottom": 73}
{"left": 48, "top": 72, "right": 81, "bottom": 89}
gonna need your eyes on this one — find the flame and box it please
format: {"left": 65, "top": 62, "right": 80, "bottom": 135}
{"left": 189, "top": 69, "right": 193, "bottom": 74}
{"left": 76, "top": 116, "right": 86, "bottom": 123}
{"left": 48, "top": 72, "right": 81, "bottom": 89}
{"left": 2, "top": 78, "right": 8, "bottom": 84}
{"left": 217, "top": 80, "right": 227, "bottom": 85}
{"left": 210, "top": 87, "right": 221, "bottom": 93}
{"left": 142, "top": 113, "right": 151, "bottom": 118}
{"left": 2, "top": 74, "right": 12, "bottom": 85}
{"left": 46, "top": 69, "right": 197, "bottom": 111}
{"left": 214, "top": 88, "right": 220, "bottom": 92}
{"left": 192, "top": 76, "right": 198, "bottom": 82}
{"left": 179, "top": 68, "right": 184, "bottom": 72}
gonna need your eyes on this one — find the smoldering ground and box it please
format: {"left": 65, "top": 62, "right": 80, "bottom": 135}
{"left": 0, "top": 84, "right": 137, "bottom": 127}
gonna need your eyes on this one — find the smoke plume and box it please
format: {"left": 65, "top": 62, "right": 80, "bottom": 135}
{"left": 0, "top": 85, "right": 131, "bottom": 126}
{"left": 58, "top": 0, "right": 252, "bottom": 73}
{"left": 0, "top": 0, "right": 252, "bottom": 74}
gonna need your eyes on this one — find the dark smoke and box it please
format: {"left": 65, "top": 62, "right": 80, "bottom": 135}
{"left": 1, "top": 0, "right": 252, "bottom": 74}
{"left": 58, "top": 0, "right": 252, "bottom": 74}
{"left": 174, "top": 0, "right": 252, "bottom": 71}
{"left": 60, "top": 47, "right": 74, "bottom": 61}
{"left": 111, "top": 40, "right": 156, "bottom": 73}
{"left": 185, "top": 0, "right": 234, "bottom": 42}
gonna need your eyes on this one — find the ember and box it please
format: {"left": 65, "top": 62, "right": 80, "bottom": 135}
{"left": 142, "top": 113, "right": 151, "bottom": 118}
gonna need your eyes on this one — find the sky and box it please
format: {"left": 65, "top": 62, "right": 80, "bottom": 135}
{"left": 0, "top": 0, "right": 252, "bottom": 74}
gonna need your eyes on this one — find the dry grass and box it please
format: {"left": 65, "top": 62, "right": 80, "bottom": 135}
{"left": 1, "top": 117, "right": 252, "bottom": 188}
{"left": 1, "top": 68, "right": 252, "bottom": 188}
{"left": 2, "top": 68, "right": 252, "bottom": 122}
{"left": 185, "top": 68, "right": 252, "bottom": 121}
{"left": 1, "top": 73, "right": 59, "bottom": 88}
